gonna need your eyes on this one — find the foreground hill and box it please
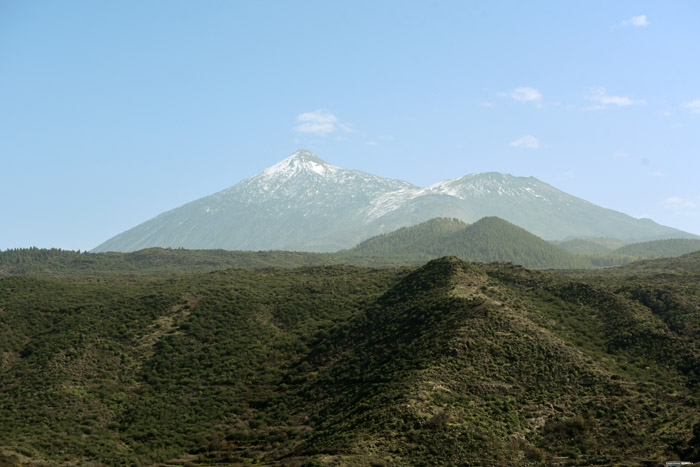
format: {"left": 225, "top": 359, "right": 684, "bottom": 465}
{"left": 91, "top": 150, "right": 695, "bottom": 253}
{"left": 1, "top": 256, "right": 699, "bottom": 465}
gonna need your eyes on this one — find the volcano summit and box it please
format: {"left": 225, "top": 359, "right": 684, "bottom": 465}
{"left": 92, "top": 150, "right": 694, "bottom": 252}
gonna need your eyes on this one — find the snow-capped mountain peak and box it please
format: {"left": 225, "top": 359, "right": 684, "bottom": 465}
{"left": 427, "top": 172, "right": 570, "bottom": 203}
{"left": 92, "top": 150, "right": 696, "bottom": 253}
{"left": 256, "top": 149, "right": 340, "bottom": 182}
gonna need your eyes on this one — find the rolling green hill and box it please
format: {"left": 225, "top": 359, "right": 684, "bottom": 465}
{"left": 346, "top": 217, "right": 594, "bottom": 269}
{"left": 6, "top": 219, "right": 699, "bottom": 278}
{"left": 612, "top": 238, "right": 700, "bottom": 259}
{"left": 555, "top": 237, "right": 627, "bottom": 254}
{"left": 556, "top": 237, "right": 700, "bottom": 261}
{"left": 1, "top": 255, "right": 699, "bottom": 465}
{"left": 343, "top": 217, "right": 468, "bottom": 259}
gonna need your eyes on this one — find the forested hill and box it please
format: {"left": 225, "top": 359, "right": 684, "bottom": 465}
{"left": 345, "top": 217, "right": 594, "bottom": 269}
{"left": 555, "top": 237, "right": 627, "bottom": 254}
{"left": 344, "top": 217, "right": 469, "bottom": 258}
{"left": 557, "top": 237, "right": 700, "bottom": 259}
{"left": 0, "top": 247, "right": 333, "bottom": 276}
{"left": 612, "top": 238, "right": 700, "bottom": 259}
{"left": 1, "top": 256, "right": 699, "bottom": 465}
{"left": 0, "top": 247, "right": 410, "bottom": 277}
{"left": 4, "top": 219, "right": 700, "bottom": 277}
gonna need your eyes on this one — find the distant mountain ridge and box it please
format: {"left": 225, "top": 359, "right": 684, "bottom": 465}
{"left": 92, "top": 150, "right": 696, "bottom": 252}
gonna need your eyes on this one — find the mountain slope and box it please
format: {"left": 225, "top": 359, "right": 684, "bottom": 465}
{"left": 92, "top": 150, "right": 696, "bottom": 252}
{"left": 93, "top": 151, "right": 419, "bottom": 253}
{"left": 423, "top": 172, "right": 691, "bottom": 241}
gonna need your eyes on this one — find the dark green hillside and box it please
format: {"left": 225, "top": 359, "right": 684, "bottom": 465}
{"left": 618, "top": 250, "right": 700, "bottom": 274}
{"left": 1, "top": 256, "right": 700, "bottom": 465}
{"left": 347, "top": 216, "right": 593, "bottom": 269}
{"left": 5, "top": 226, "right": 698, "bottom": 278}
{"left": 556, "top": 237, "right": 627, "bottom": 254}
{"left": 612, "top": 238, "right": 700, "bottom": 259}
{"left": 554, "top": 237, "right": 700, "bottom": 267}
{"left": 0, "top": 247, "right": 334, "bottom": 276}
{"left": 0, "top": 266, "right": 409, "bottom": 464}
{"left": 0, "top": 247, "right": 417, "bottom": 277}
{"left": 287, "top": 257, "right": 700, "bottom": 465}
{"left": 346, "top": 217, "right": 467, "bottom": 259}
{"left": 444, "top": 217, "right": 592, "bottom": 268}
{"left": 0, "top": 219, "right": 593, "bottom": 276}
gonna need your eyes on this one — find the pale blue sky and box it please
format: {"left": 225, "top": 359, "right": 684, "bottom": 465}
{"left": 2, "top": 1, "right": 699, "bottom": 250}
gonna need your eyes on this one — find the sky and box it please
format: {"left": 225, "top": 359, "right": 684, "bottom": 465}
{"left": 2, "top": 1, "right": 700, "bottom": 251}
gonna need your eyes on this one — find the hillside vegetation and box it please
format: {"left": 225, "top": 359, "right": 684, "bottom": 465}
{"left": 5, "top": 218, "right": 700, "bottom": 277}
{"left": 555, "top": 237, "right": 627, "bottom": 254}
{"left": 1, "top": 253, "right": 700, "bottom": 465}
{"left": 347, "top": 217, "right": 700, "bottom": 269}
{"left": 613, "top": 238, "right": 700, "bottom": 259}
{"left": 346, "top": 217, "right": 593, "bottom": 269}
{"left": 556, "top": 237, "right": 700, "bottom": 260}
{"left": 0, "top": 247, "right": 412, "bottom": 277}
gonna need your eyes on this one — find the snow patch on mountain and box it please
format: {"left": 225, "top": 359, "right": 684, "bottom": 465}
{"left": 426, "top": 172, "right": 577, "bottom": 205}
{"left": 91, "top": 149, "right": 696, "bottom": 253}
{"left": 257, "top": 149, "right": 340, "bottom": 182}
{"left": 366, "top": 187, "right": 424, "bottom": 221}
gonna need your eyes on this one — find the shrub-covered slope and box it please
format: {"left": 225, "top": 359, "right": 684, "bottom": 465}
{"left": 290, "top": 257, "right": 700, "bottom": 465}
{"left": 1, "top": 256, "right": 700, "bottom": 465}
{"left": 0, "top": 266, "right": 408, "bottom": 464}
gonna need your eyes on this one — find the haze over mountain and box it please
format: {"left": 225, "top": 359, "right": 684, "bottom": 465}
{"left": 92, "top": 150, "right": 695, "bottom": 253}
